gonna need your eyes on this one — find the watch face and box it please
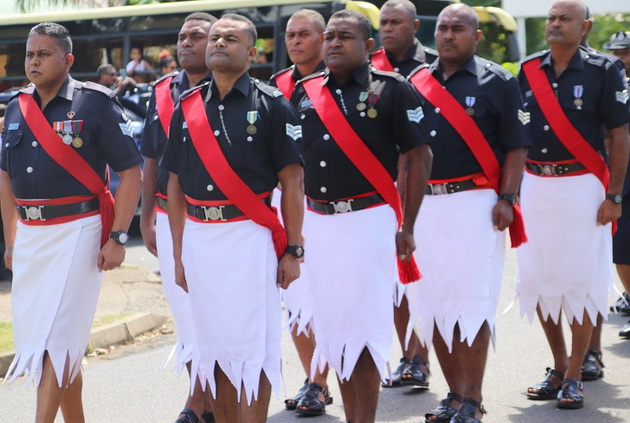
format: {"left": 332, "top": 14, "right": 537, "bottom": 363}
{"left": 119, "top": 232, "right": 129, "bottom": 244}
{"left": 296, "top": 246, "right": 304, "bottom": 258}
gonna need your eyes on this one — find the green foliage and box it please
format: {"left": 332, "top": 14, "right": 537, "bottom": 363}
{"left": 589, "top": 14, "right": 630, "bottom": 52}
{"left": 0, "top": 322, "right": 14, "bottom": 354}
{"left": 461, "top": 0, "right": 501, "bottom": 6}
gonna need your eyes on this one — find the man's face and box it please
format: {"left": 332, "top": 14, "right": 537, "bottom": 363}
{"left": 25, "top": 34, "right": 73, "bottom": 89}
{"left": 545, "top": 1, "right": 588, "bottom": 47}
{"left": 612, "top": 48, "right": 630, "bottom": 76}
{"left": 162, "top": 61, "right": 177, "bottom": 74}
{"left": 434, "top": 9, "right": 481, "bottom": 62}
{"left": 99, "top": 66, "right": 118, "bottom": 86}
{"left": 379, "top": 5, "right": 418, "bottom": 55}
{"left": 285, "top": 18, "right": 323, "bottom": 66}
{"left": 178, "top": 19, "right": 212, "bottom": 73}
{"left": 323, "top": 18, "right": 373, "bottom": 75}
{"left": 206, "top": 19, "right": 257, "bottom": 73}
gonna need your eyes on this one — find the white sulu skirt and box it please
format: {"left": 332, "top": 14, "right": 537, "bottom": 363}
{"left": 516, "top": 172, "right": 612, "bottom": 325}
{"left": 5, "top": 215, "right": 102, "bottom": 387}
{"left": 156, "top": 212, "right": 195, "bottom": 373}
{"left": 304, "top": 205, "right": 398, "bottom": 382}
{"left": 182, "top": 219, "right": 281, "bottom": 405}
{"left": 406, "top": 189, "right": 505, "bottom": 352}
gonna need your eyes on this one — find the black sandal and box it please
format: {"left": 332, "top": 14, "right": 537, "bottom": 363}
{"left": 285, "top": 378, "right": 309, "bottom": 410}
{"left": 424, "top": 392, "right": 462, "bottom": 423}
{"left": 201, "top": 410, "right": 215, "bottom": 423}
{"left": 556, "top": 378, "right": 584, "bottom": 409}
{"left": 295, "top": 383, "right": 333, "bottom": 416}
{"left": 401, "top": 355, "right": 430, "bottom": 388}
{"left": 382, "top": 357, "right": 410, "bottom": 387}
{"left": 175, "top": 408, "right": 200, "bottom": 423}
{"left": 581, "top": 349, "right": 604, "bottom": 381}
{"left": 527, "top": 367, "right": 564, "bottom": 400}
{"left": 450, "top": 397, "right": 486, "bottom": 423}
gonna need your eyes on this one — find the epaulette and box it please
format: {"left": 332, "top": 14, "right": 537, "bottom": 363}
{"left": 298, "top": 71, "right": 325, "bottom": 84}
{"left": 478, "top": 57, "right": 514, "bottom": 81}
{"left": 371, "top": 67, "right": 406, "bottom": 82}
{"left": 407, "top": 63, "right": 430, "bottom": 79}
{"left": 179, "top": 82, "right": 208, "bottom": 100}
{"left": 155, "top": 71, "right": 178, "bottom": 85}
{"left": 581, "top": 50, "right": 608, "bottom": 68}
{"left": 270, "top": 66, "right": 293, "bottom": 82}
{"left": 521, "top": 50, "right": 549, "bottom": 64}
{"left": 253, "top": 78, "right": 284, "bottom": 98}
{"left": 424, "top": 46, "right": 439, "bottom": 63}
{"left": 79, "top": 80, "right": 116, "bottom": 98}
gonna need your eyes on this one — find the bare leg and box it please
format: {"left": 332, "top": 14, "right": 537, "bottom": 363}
{"left": 588, "top": 315, "right": 603, "bottom": 353}
{"left": 36, "top": 352, "right": 69, "bottom": 423}
{"left": 430, "top": 324, "right": 463, "bottom": 418}
{"left": 59, "top": 368, "right": 85, "bottom": 423}
{"left": 337, "top": 373, "right": 357, "bottom": 423}
{"left": 292, "top": 325, "right": 330, "bottom": 387}
{"left": 616, "top": 264, "right": 630, "bottom": 293}
{"left": 395, "top": 295, "right": 430, "bottom": 383}
{"left": 457, "top": 323, "right": 491, "bottom": 420}
{"left": 240, "top": 372, "right": 272, "bottom": 423}
{"left": 536, "top": 306, "right": 569, "bottom": 375}
{"left": 180, "top": 362, "right": 206, "bottom": 420}
{"left": 350, "top": 348, "right": 381, "bottom": 423}
{"left": 565, "top": 311, "right": 594, "bottom": 381}
{"left": 208, "top": 365, "right": 240, "bottom": 423}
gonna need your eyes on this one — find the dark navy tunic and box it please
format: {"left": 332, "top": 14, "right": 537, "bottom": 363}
{"left": 163, "top": 72, "right": 303, "bottom": 200}
{"left": 409, "top": 55, "right": 531, "bottom": 180}
{"left": 291, "top": 63, "right": 429, "bottom": 200}
{"left": 0, "top": 77, "right": 142, "bottom": 199}
{"left": 518, "top": 47, "right": 629, "bottom": 163}
{"left": 370, "top": 39, "right": 438, "bottom": 78}
{"left": 140, "top": 71, "right": 210, "bottom": 196}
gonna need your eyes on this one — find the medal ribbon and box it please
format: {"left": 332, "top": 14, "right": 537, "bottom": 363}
{"left": 301, "top": 77, "right": 421, "bottom": 284}
{"left": 181, "top": 88, "right": 287, "bottom": 258}
{"left": 370, "top": 48, "right": 396, "bottom": 72}
{"left": 409, "top": 66, "right": 528, "bottom": 248}
{"left": 18, "top": 93, "right": 115, "bottom": 247}
{"left": 274, "top": 68, "right": 296, "bottom": 100}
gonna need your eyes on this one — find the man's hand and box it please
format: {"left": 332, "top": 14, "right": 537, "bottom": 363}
{"left": 277, "top": 254, "right": 300, "bottom": 289}
{"left": 4, "top": 245, "right": 13, "bottom": 271}
{"left": 140, "top": 221, "right": 158, "bottom": 257}
{"left": 597, "top": 199, "right": 622, "bottom": 226}
{"left": 395, "top": 230, "right": 416, "bottom": 261}
{"left": 492, "top": 200, "right": 514, "bottom": 231}
{"left": 174, "top": 259, "right": 188, "bottom": 293}
{"left": 97, "top": 239, "right": 126, "bottom": 271}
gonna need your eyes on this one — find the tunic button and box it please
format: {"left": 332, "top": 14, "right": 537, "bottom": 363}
{"left": 32, "top": 141, "right": 38, "bottom": 147}
{"left": 541, "top": 148, "right": 548, "bottom": 153}
{"left": 207, "top": 184, "right": 214, "bottom": 191}
{"left": 320, "top": 161, "right": 327, "bottom": 167}
{"left": 543, "top": 125, "right": 550, "bottom": 131}
{"left": 183, "top": 136, "right": 187, "bottom": 142}
{"left": 335, "top": 89, "right": 342, "bottom": 95}
{"left": 320, "top": 186, "right": 327, "bottom": 193}
{"left": 360, "top": 112, "right": 366, "bottom": 117}
{"left": 4, "top": 143, "right": 8, "bottom": 147}
{"left": 26, "top": 166, "right": 33, "bottom": 173}
{"left": 394, "top": 67, "right": 400, "bottom": 72}
{"left": 301, "top": 114, "right": 306, "bottom": 120}
{"left": 430, "top": 130, "right": 437, "bottom": 137}
{"left": 323, "top": 134, "right": 330, "bottom": 140}
{"left": 214, "top": 130, "right": 220, "bottom": 136}
{"left": 552, "top": 83, "right": 558, "bottom": 88}
{"left": 247, "top": 136, "right": 253, "bottom": 142}
{"left": 218, "top": 105, "right": 225, "bottom": 111}
{"left": 435, "top": 107, "right": 441, "bottom": 114}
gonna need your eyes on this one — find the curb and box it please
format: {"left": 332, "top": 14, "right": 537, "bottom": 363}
{"left": 0, "top": 312, "right": 168, "bottom": 378}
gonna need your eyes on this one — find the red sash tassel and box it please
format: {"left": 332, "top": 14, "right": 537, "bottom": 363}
{"left": 18, "top": 94, "right": 114, "bottom": 247}
{"left": 410, "top": 68, "right": 527, "bottom": 248}
{"left": 181, "top": 90, "right": 287, "bottom": 258}
{"left": 302, "top": 78, "right": 420, "bottom": 284}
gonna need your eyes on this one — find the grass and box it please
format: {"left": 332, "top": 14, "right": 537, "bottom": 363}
{"left": 0, "top": 312, "right": 134, "bottom": 354}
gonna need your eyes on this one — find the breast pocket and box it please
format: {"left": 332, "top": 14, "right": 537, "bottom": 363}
{"left": 3, "top": 130, "right": 24, "bottom": 177}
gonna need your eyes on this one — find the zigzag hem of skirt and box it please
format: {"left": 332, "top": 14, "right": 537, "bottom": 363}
{"left": 516, "top": 293, "right": 608, "bottom": 326}
{"left": 164, "top": 340, "right": 194, "bottom": 375}
{"left": 3, "top": 347, "right": 84, "bottom": 387}
{"left": 310, "top": 340, "right": 389, "bottom": 382}
{"left": 284, "top": 307, "right": 315, "bottom": 337}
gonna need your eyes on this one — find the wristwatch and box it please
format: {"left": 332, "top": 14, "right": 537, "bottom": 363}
{"left": 109, "top": 231, "right": 129, "bottom": 245}
{"left": 606, "top": 194, "right": 622, "bottom": 204}
{"left": 498, "top": 194, "right": 517, "bottom": 207}
{"left": 285, "top": 244, "right": 305, "bottom": 259}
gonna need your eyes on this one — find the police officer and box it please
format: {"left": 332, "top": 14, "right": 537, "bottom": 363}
{"left": 292, "top": 10, "right": 431, "bottom": 422}
{"left": 0, "top": 22, "right": 142, "bottom": 421}
{"left": 373, "top": 0, "right": 437, "bottom": 391}
{"left": 517, "top": 0, "right": 629, "bottom": 410}
{"left": 139, "top": 12, "right": 216, "bottom": 423}
{"left": 162, "top": 14, "right": 304, "bottom": 423}
{"left": 269, "top": 9, "right": 332, "bottom": 417}
{"left": 404, "top": 4, "right": 529, "bottom": 422}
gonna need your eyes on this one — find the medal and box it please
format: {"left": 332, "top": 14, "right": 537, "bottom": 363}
{"left": 356, "top": 103, "right": 366, "bottom": 111}
{"left": 367, "top": 91, "right": 379, "bottom": 119}
{"left": 62, "top": 133, "right": 73, "bottom": 145}
{"left": 357, "top": 91, "right": 368, "bottom": 111}
{"left": 465, "top": 96, "right": 476, "bottom": 116}
{"left": 573, "top": 85, "right": 583, "bottom": 110}
{"left": 72, "top": 136, "right": 83, "bottom": 148}
{"left": 574, "top": 98, "right": 583, "bottom": 107}
{"left": 367, "top": 108, "right": 378, "bottom": 119}
{"left": 246, "top": 110, "right": 258, "bottom": 135}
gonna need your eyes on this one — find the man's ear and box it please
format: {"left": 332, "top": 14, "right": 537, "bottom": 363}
{"left": 365, "top": 37, "right": 375, "bottom": 53}
{"left": 65, "top": 53, "right": 74, "bottom": 69}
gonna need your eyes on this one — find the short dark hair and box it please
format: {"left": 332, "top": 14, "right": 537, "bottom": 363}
{"left": 185, "top": 12, "right": 218, "bottom": 24}
{"left": 289, "top": 9, "right": 326, "bottom": 33}
{"left": 158, "top": 56, "right": 176, "bottom": 69}
{"left": 96, "top": 63, "right": 115, "bottom": 77}
{"left": 28, "top": 22, "right": 72, "bottom": 54}
{"left": 381, "top": 0, "right": 417, "bottom": 20}
{"left": 329, "top": 10, "right": 372, "bottom": 40}
{"left": 220, "top": 13, "right": 258, "bottom": 47}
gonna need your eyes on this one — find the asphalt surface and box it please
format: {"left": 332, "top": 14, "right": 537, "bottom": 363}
{"left": 0, "top": 233, "right": 629, "bottom": 422}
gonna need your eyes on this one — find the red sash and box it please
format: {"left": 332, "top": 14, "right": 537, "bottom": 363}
{"left": 154, "top": 76, "right": 174, "bottom": 137}
{"left": 409, "top": 67, "right": 527, "bottom": 248}
{"left": 301, "top": 77, "right": 421, "bottom": 284}
{"left": 18, "top": 93, "right": 115, "bottom": 247}
{"left": 370, "top": 48, "right": 395, "bottom": 73}
{"left": 180, "top": 89, "right": 287, "bottom": 258}
{"left": 274, "top": 68, "right": 296, "bottom": 99}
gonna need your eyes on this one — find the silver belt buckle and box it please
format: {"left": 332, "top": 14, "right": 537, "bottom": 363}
{"left": 22, "top": 205, "right": 45, "bottom": 221}
{"left": 201, "top": 206, "right": 226, "bottom": 221}
{"left": 429, "top": 183, "right": 449, "bottom": 195}
{"left": 541, "top": 164, "right": 556, "bottom": 176}
{"left": 330, "top": 199, "right": 353, "bottom": 213}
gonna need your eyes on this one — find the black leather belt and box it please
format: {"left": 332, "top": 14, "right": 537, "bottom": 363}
{"left": 425, "top": 179, "right": 488, "bottom": 195}
{"left": 187, "top": 197, "right": 271, "bottom": 222}
{"left": 526, "top": 161, "right": 585, "bottom": 176}
{"left": 157, "top": 196, "right": 168, "bottom": 210}
{"left": 307, "top": 194, "right": 385, "bottom": 214}
{"left": 17, "top": 198, "right": 99, "bottom": 221}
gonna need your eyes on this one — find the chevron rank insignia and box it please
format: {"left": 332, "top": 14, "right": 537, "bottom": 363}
{"left": 118, "top": 121, "right": 134, "bottom": 138}
{"left": 616, "top": 90, "right": 629, "bottom": 104}
{"left": 518, "top": 109, "right": 531, "bottom": 125}
{"left": 406, "top": 107, "right": 424, "bottom": 123}
{"left": 286, "top": 123, "right": 302, "bottom": 141}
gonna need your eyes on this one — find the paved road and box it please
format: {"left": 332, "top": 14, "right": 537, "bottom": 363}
{"left": 1, "top": 237, "right": 629, "bottom": 422}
